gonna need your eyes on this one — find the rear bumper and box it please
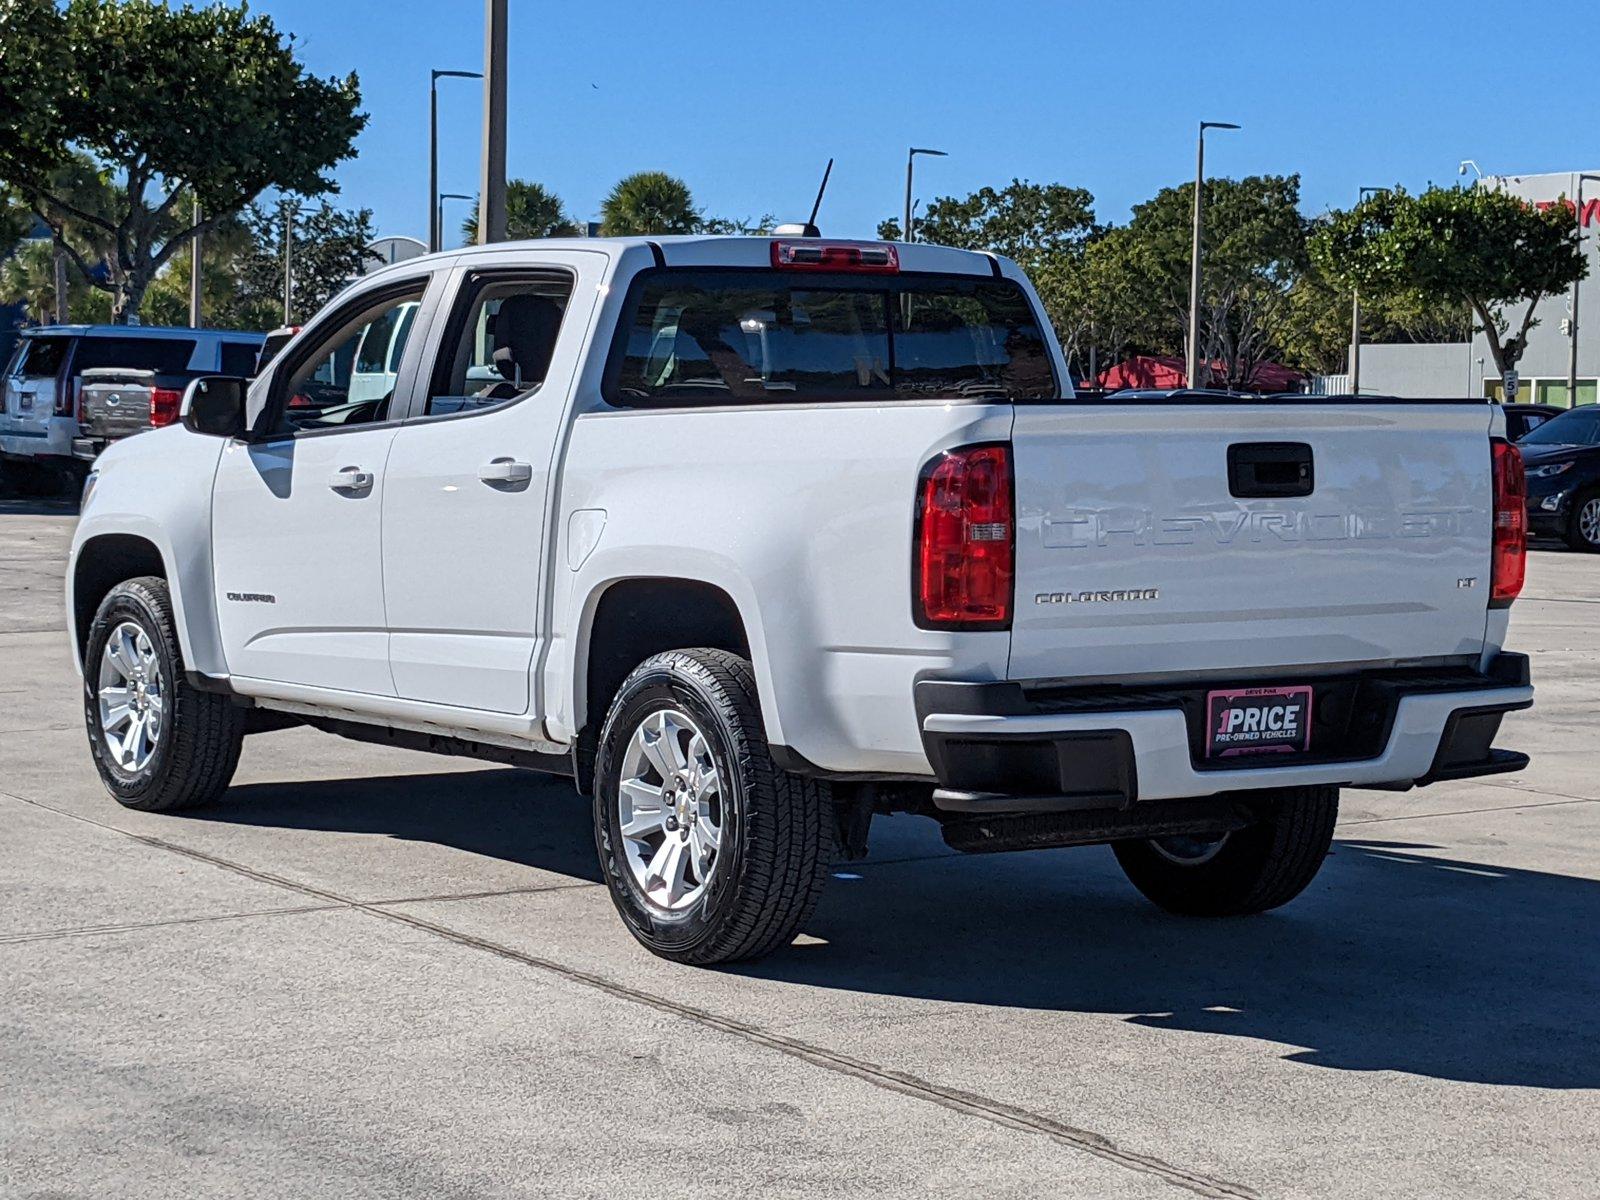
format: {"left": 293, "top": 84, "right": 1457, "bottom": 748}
{"left": 916, "top": 654, "right": 1532, "bottom": 813}
{"left": 0, "top": 415, "right": 75, "bottom": 460}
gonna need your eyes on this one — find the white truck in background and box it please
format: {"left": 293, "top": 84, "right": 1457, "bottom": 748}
{"left": 67, "top": 235, "right": 1533, "bottom": 965}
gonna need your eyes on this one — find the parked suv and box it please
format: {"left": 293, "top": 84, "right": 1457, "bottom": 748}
{"left": 1520, "top": 403, "right": 1600, "bottom": 549}
{"left": 1, "top": 325, "right": 264, "bottom": 484}
{"left": 68, "top": 236, "right": 1534, "bottom": 964}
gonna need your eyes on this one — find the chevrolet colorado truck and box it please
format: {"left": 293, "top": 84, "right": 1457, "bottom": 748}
{"left": 67, "top": 235, "right": 1534, "bottom": 964}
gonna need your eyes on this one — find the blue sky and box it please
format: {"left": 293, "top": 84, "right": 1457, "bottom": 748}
{"left": 260, "top": 0, "right": 1595, "bottom": 247}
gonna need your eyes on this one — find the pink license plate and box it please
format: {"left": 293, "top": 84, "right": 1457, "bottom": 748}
{"left": 1206, "top": 685, "right": 1314, "bottom": 758}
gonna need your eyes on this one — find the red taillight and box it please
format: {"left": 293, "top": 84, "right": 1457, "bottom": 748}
{"left": 771, "top": 240, "right": 899, "bottom": 273}
{"left": 915, "top": 444, "right": 1014, "bottom": 629}
{"left": 149, "top": 387, "right": 182, "bottom": 428}
{"left": 1491, "top": 438, "right": 1526, "bottom": 607}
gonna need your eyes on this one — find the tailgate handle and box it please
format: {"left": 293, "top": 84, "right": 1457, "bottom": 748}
{"left": 1228, "top": 442, "right": 1313, "bottom": 498}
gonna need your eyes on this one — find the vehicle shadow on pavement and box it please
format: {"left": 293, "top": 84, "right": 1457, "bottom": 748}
{"left": 197, "top": 768, "right": 605, "bottom": 884}
{"left": 762, "top": 829, "right": 1600, "bottom": 1091}
{"left": 192, "top": 771, "right": 1596, "bottom": 1090}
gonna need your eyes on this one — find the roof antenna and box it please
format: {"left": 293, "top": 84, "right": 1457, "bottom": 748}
{"left": 775, "top": 158, "right": 832, "bottom": 238}
{"left": 806, "top": 157, "right": 833, "bottom": 233}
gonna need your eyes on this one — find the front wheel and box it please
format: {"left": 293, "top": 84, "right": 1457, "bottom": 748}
{"left": 593, "top": 648, "right": 833, "bottom": 965}
{"left": 83, "top": 576, "right": 246, "bottom": 811}
{"left": 1112, "top": 786, "right": 1338, "bottom": 916}
{"left": 1566, "top": 490, "right": 1600, "bottom": 552}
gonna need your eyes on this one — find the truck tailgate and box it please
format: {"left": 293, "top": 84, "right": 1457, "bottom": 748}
{"left": 78, "top": 369, "right": 156, "bottom": 441}
{"left": 1008, "top": 402, "right": 1495, "bottom": 682}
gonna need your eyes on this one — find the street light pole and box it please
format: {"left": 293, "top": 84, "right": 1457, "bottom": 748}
{"left": 437, "top": 194, "right": 473, "bottom": 251}
{"left": 1349, "top": 186, "right": 1388, "bottom": 395}
{"left": 1187, "top": 121, "right": 1240, "bottom": 389}
{"left": 189, "top": 197, "right": 203, "bottom": 328}
{"left": 281, "top": 200, "right": 298, "bottom": 325}
{"left": 1567, "top": 174, "right": 1600, "bottom": 404}
{"left": 903, "top": 147, "right": 947, "bottom": 243}
{"left": 430, "top": 68, "right": 481, "bottom": 254}
{"left": 479, "top": 0, "right": 509, "bottom": 245}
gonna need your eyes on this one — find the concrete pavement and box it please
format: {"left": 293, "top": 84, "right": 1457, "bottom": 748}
{"left": 2, "top": 499, "right": 1597, "bottom": 1199}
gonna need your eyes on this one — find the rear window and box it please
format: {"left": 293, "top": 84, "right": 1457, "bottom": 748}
{"left": 606, "top": 270, "right": 1057, "bottom": 407}
{"left": 16, "top": 336, "right": 71, "bottom": 379}
{"left": 220, "top": 340, "right": 263, "bottom": 378}
{"left": 73, "top": 336, "right": 196, "bottom": 375}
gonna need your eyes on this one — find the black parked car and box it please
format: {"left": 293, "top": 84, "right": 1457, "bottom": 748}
{"left": 1503, "top": 403, "right": 1564, "bottom": 442}
{"left": 1520, "top": 405, "right": 1600, "bottom": 550}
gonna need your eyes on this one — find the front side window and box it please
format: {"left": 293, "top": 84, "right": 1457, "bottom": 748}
{"left": 607, "top": 270, "right": 1057, "bottom": 407}
{"left": 424, "top": 274, "right": 572, "bottom": 416}
{"left": 276, "top": 287, "right": 425, "bottom": 432}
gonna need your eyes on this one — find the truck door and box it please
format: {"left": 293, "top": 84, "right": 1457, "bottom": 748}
{"left": 211, "top": 276, "right": 438, "bottom": 694}
{"left": 381, "top": 252, "right": 602, "bottom": 714}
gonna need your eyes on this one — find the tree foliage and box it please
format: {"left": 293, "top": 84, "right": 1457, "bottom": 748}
{"left": 463, "top": 179, "right": 579, "bottom": 243}
{"left": 600, "top": 172, "right": 698, "bottom": 236}
{"left": 0, "top": 0, "right": 365, "bottom": 322}
{"left": 1310, "top": 185, "right": 1585, "bottom": 376}
{"left": 882, "top": 180, "right": 1099, "bottom": 268}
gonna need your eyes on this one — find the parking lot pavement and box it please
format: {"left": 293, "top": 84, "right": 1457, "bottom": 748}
{"left": 2, "top": 506, "right": 1596, "bottom": 1200}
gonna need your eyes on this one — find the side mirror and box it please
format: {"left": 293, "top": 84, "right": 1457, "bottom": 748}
{"left": 181, "top": 375, "right": 247, "bottom": 438}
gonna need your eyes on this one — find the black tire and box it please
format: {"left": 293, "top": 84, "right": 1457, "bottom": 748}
{"left": 83, "top": 576, "right": 246, "bottom": 812}
{"left": 593, "top": 648, "right": 833, "bottom": 965}
{"left": 1112, "top": 785, "right": 1338, "bottom": 917}
{"left": 1565, "top": 489, "right": 1600, "bottom": 552}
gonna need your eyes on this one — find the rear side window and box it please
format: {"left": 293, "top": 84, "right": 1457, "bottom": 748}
{"left": 220, "top": 340, "right": 264, "bottom": 378}
{"left": 606, "top": 270, "right": 1057, "bottom": 407}
{"left": 17, "top": 336, "right": 71, "bottom": 379}
{"left": 73, "top": 336, "right": 196, "bottom": 375}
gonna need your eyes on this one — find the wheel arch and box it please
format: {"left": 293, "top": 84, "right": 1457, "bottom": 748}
{"left": 569, "top": 575, "right": 760, "bottom": 790}
{"left": 68, "top": 524, "right": 222, "bottom": 680}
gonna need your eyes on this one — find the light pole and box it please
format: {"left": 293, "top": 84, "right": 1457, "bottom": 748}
{"left": 1567, "top": 174, "right": 1600, "bottom": 404}
{"left": 1458, "top": 159, "right": 1483, "bottom": 181}
{"left": 280, "top": 199, "right": 298, "bottom": 325}
{"left": 189, "top": 196, "right": 203, "bottom": 328}
{"left": 1187, "top": 121, "right": 1240, "bottom": 388}
{"left": 437, "top": 193, "right": 473, "bottom": 250}
{"left": 479, "top": 0, "right": 509, "bottom": 245}
{"left": 1349, "top": 185, "right": 1387, "bottom": 395}
{"left": 903, "top": 147, "right": 946, "bottom": 243}
{"left": 430, "top": 68, "right": 482, "bottom": 253}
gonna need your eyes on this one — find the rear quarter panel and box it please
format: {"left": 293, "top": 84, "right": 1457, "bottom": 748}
{"left": 547, "top": 401, "right": 1014, "bottom": 775}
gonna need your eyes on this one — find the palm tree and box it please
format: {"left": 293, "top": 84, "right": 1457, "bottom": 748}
{"left": 462, "top": 180, "right": 579, "bottom": 243}
{"left": 599, "top": 172, "right": 698, "bottom": 237}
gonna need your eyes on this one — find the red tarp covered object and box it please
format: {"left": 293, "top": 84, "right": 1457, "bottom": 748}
{"left": 1097, "top": 355, "right": 1305, "bottom": 393}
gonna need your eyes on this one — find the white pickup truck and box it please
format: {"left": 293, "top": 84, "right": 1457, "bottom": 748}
{"left": 67, "top": 235, "right": 1534, "bottom": 964}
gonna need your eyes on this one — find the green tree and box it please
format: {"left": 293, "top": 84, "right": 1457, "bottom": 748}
{"left": 599, "top": 172, "right": 698, "bottom": 236}
{"left": 0, "top": 185, "right": 30, "bottom": 255}
{"left": 1117, "top": 174, "right": 1308, "bottom": 388}
{"left": 0, "top": 0, "right": 364, "bottom": 323}
{"left": 233, "top": 200, "right": 374, "bottom": 328}
{"left": 0, "top": 237, "right": 111, "bottom": 323}
{"left": 1311, "top": 185, "right": 1585, "bottom": 379}
{"left": 1048, "top": 226, "right": 1164, "bottom": 383}
{"left": 462, "top": 180, "right": 579, "bottom": 243}
{"left": 879, "top": 180, "right": 1099, "bottom": 269}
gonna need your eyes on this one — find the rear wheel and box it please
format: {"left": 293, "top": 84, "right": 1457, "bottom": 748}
{"left": 1112, "top": 786, "right": 1338, "bottom": 916}
{"left": 84, "top": 577, "right": 246, "bottom": 812}
{"left": 593, "top": 648, "right": 833, "bottom": 965}
{"left": 1565, "top": 490, "right": 1600, "bottom": 552}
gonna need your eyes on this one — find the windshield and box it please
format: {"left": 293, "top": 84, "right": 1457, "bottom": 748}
{"left": 607, "top": 270, "right": 1058, "bottom": 406}
{"left": 1520, "top": 405, "right": 1600, "bottom": 446}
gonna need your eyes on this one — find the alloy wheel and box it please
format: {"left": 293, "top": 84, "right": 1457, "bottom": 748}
{"left": 96, "top": 620, "right": 165, "bottom": 773}
{"left": 616, "top": 708, "right": 725, "bottom": 912}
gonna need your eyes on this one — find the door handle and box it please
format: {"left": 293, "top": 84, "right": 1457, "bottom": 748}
{"left": 479, "top": 458, "right": 532, "bottom": 485}
{"left": 328, "top": 466, "right": 375, "bottom": 493}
